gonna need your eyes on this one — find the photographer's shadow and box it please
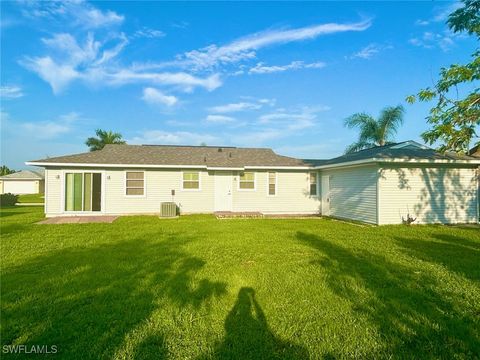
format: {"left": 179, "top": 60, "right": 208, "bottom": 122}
{"left": 207, "top": 287, "right": 308, "bottom": 359}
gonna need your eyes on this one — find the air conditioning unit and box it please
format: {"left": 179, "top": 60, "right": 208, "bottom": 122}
{"left": 160, "top": 202, "right": 177, "bottom": 217}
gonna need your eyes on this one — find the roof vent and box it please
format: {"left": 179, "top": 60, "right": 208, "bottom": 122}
{"left": 218, "top": 148, "right": 223, "bottom": 152}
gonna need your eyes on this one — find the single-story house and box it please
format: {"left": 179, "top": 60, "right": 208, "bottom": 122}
{"left": 0, "top": 170, "right": 45, "bottom": 195}
{"left": 26, "top": 141, "right": 480, "bottom": 225}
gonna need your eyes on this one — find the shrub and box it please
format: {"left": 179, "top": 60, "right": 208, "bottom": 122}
{"left": 0, "top": 193, "right": 18, "bottom": 207}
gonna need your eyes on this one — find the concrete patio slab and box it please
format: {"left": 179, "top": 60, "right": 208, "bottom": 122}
{"left": 37, "top": 216, "right": 118, "bottom": 224}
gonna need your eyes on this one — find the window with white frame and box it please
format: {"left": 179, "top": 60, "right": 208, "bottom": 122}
{"left": 309, "top": 172, "right": 317, "bottom": 196}
{"left": 239, "top": 172, "right": 255, "bottom": 190}
{"left": 126, "top": 171, "right": 144, "bottom": 196}
{"left": 183, "top": 172, "right": 200, "bottom": 189}
{"left": 268, "top": 172, "right": 276, "bottom": 195}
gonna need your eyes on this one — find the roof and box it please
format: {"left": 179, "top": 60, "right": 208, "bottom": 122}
{"left": 0, "top": 169, "right": 44, "bottom": 180}
{"left": 25, "top": 141, "right": 480, "bottom": 170}
{"left": 469, "top": 144, "right": 480, "bottom": 157}
{"left": 26, "top": 144, "right": 307, "bottom": 169}
{"left": 305, "top": 141, "right": 479, "bottom": 168}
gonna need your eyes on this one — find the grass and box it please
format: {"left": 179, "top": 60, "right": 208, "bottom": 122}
{"left": 1, "top": 206, "right": 479, "bottom": 359}
{"left": 16, "top": 193, "right": 44, "bottom": 203}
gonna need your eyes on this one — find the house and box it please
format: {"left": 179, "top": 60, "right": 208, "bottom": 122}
{"left": 25, "top": 141, "right": 480, "bottom": 224}
{"left": 0, "top": 170, "right": 45, "bottom": 195}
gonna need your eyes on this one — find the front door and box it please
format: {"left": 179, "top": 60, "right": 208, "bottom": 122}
{"left": 321, "top": 174, "right": 330, "bottom": 216}
{"left": 214, "top": 171, "right": 232, "bottom": 212}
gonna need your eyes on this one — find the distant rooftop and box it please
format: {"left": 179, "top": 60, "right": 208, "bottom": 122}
{"left": 0, "top": 169, "right": 44, "bottom": 180}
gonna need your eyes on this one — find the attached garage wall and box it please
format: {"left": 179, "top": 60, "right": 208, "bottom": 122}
{"left": 378, "top": 165, "right": 479, "bottom": 224}
{"left": 321, "top": 165, "right": 378, "bottom": 224}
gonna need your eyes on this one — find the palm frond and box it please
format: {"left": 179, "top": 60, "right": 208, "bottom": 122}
{"left": 344, "top": 141, "right": 377, "bottom": 154}
{"left": 377, "top": 105, "right": 404, "bottom": 145}
{"left": 343, "top": 113, "right": 376, "bottom": 129}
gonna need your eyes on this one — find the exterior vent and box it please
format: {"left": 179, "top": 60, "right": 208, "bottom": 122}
{"left": 160, "top": 202, "right": 177, "bottom": 217}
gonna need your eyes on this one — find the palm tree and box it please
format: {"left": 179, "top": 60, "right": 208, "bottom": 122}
{"left": 344, "top": 105, "right": 405, "bottom": 153}
{"left": 85, "top": 129, "right": 126, "bottom": 151}
{"left": 0, "top": 165, "right": 15, "bottom": 176}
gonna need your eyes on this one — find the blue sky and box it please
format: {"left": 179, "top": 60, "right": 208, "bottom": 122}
{"left": 1, "top": 0, "right": 476, "bottom": 168}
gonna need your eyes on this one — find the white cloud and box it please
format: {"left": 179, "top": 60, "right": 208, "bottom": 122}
{"left": 129, "top": 130, "right": 218, "bottom": 145}
{"left": 248, "top": 60, "right": 325, "bottom": 74}
{"left": 174, "top": 19, "right": 371, "bottom": 70}
{"left": 205, "top": 114, "right": 235, "bottom": 123}
{"left": 0, "top": 86, "right": 24, "bottom": 99}
{"left": 415, "top": 1, "right": 462, "bottom": 26}
{"left": 258, "top": 98, "right": 277, "bottom": 107}
{"left": 230, "top": 105, "right": 330, "bottom": 146}
{"left": 409, "top": 31, "right": 459, "bottom": 52}
{"left": 208, "top": 102, "right": 262, "bottom": 113}
{"left": 142, "top": 87, "right": 178, "bottom": 107}
{"left": 21, "top": 32, "right": 221, "bottom": 93}
{"left": 20, "top": 112, "right": 82, "bottom": 139}
{"left": 20, "top": 0, "right": 124, "bottom": 29}
{"left": 22, "top": 56, "right": 80, "bottom": 94}
{"left": 350, "top": 43, "right": 392, "bottom": 60}
{"left": 133, "top": 27, "right": 166, "bottom": 39}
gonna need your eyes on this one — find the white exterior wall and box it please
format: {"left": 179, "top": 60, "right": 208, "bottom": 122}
{"left": 104, "top": 168, "right": 214, "bottom": 214}
{"left": 231, "top": 170, "right": 320, "bottom": 214}
{"left": 0, "top": 180, "right": 40, "bottom": 194}
{"left": 43, "top": 168, "right": 320, "bottom": 216}
{"left": 378, "top": 165, "right": 479, "bottom": 224}
{"left": 45, "top": 168, "right": 63, "bottom": 216}
{"left": 320, "top": 165, "right": 378, "bottom": 224}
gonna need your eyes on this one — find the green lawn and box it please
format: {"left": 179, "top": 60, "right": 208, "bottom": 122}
{"left": 1, "top": 206, "right": 479, "bottom": 359}
{"left": 16, "top": 193, "right": 45, "bottom": 203}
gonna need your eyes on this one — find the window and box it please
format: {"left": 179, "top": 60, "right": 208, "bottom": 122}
{"left": 268, "top": 172, "right": 276, "bottom": 195}
{"left": 239, "top": 172, "right": 255, "bottom": 190}
{"left": 65, "top": 172, "right": 101, "bottom": 211}
{"left": 126, "top": 171, "right": 144, "bottom": 196}
{"left": 183, "top": 172, "right": 200, "bottom": 189}
{"left": 309, "top": 172, "right": 317, "bottom": 196}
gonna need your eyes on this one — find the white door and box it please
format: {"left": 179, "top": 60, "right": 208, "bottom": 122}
{"left": 214, "top": 172, "right": 233, "bottom": 211}
{"left": 4, "top": 180, "right": 37, "bottom": 194}
{"left": 321, "top": 175, "right": 330, "bottom": 216}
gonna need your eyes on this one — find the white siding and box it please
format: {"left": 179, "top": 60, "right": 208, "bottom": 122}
{"left": 231, "top": 170, "right": 320, "bottom": 214}
{"left": 45, "top": 168, "right": 63, "bottom": 216}
{"left": 378, "top": 165, "right": 479, "bottom": 224}
{"left": 321, "top": 165, "right": 378, "bottom": 224}
{"left": 104, "top": 169, "right": 214, "bottom": 214}
{"left": 44, "top": 168, "right": 320, "bottom": 216}
{"left": 2, "top": 180, "right": 38, "bottom": 194}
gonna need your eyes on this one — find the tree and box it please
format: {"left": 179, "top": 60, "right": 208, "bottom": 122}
{"left": 0, "top": 165, "right": 15, "bottom": 176}
{"left": 85, "top": 129, "right": 126, "bottom": 151}
{"left": 406, "top": 0, "right": 480, "bottom": 153}
{"left": 343, "top": 105, "right": 405, "bottom": 153}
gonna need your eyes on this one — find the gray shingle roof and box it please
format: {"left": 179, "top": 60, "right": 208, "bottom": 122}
{"left": 0, "top": 170, "right": 44, "bottom": 180}
{"left": 28, "top": 144, "right": 307, "bottom": 168}
{"left": 304, "top": 141, "right": 478, "bottom": 167}
{"left": 27, "top": 141, "right": 479, "bottom": 169}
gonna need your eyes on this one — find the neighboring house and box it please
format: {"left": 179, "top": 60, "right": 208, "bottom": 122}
{"left": 0, "top": 170, "right": 45, "bottom": 195}
{"left": 26, "top": 141, "right": 480, "bottom": 225}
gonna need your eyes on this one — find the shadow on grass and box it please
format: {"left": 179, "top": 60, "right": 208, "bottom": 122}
{"left": 394, "top": 233, "right": 480, "bottom": 281}
{"left": 204, "top": 287, "right": 308, "bottom": 359}
{"left": 296, "top": 231, "right": 480, "bottom": 358}
{"left": 1, "top": 235, "right": 226, "bottom": 359}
